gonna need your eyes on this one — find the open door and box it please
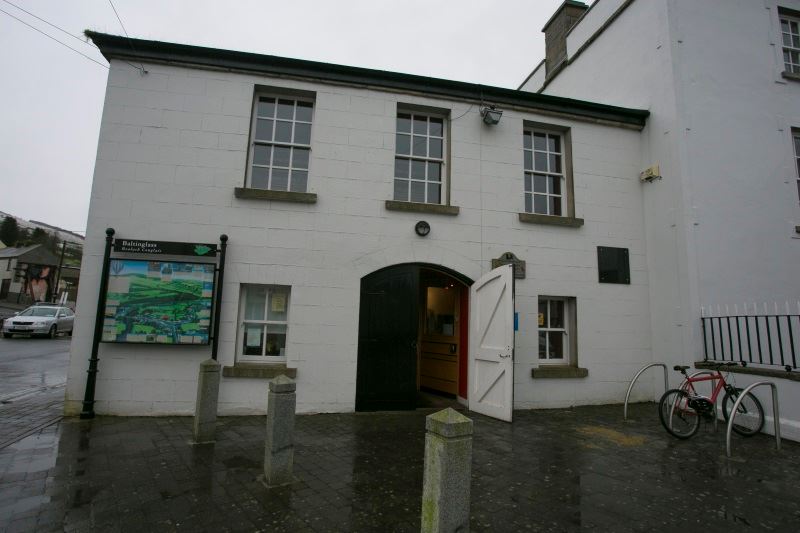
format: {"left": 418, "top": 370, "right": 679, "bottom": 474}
{"left": 468, "top": 264, "right": 514, "bottom": 422}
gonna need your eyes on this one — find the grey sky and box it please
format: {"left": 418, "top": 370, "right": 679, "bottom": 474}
{"left": 0, "top": 0, "right": 569, "bottom": 236}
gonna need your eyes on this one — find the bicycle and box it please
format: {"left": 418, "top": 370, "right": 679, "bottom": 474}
{"left": 658, "top": 362, "right": 765, "bottom": 439}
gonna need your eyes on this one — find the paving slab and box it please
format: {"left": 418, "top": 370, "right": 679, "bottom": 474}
{"left": 1, "top": 404, "right": 799, "bottom": 532}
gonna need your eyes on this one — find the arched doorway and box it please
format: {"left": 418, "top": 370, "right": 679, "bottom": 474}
{"left": 355, "top": 263, "right": 472, "bottom": 411}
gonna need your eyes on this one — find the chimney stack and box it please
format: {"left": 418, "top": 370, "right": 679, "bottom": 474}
{"left": 543, "top": 1, "right": 589, "bottom": 76}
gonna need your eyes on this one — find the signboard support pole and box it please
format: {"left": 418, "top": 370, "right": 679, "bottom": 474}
{"left": 80, "top": 228, "right": 115, "bottom": 419}
{"left": 211, "top": 234, "right": 228, "bottom": 361}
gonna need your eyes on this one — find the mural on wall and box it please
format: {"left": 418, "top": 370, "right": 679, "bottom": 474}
{"left": 101, "top": 259, "right": 215, "bottom": 344}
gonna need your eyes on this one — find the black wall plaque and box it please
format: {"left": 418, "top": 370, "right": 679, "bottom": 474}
{"left": 491, "top": 252, "right": 526, "bottom": 279}
{"left": 113, "top": 239, "right": 217, "bottom": 257}
{"left": 597, "top": 246, "right": 630, "bottom": 284}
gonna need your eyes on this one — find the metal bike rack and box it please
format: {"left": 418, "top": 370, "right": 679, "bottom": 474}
{"left": 726, "top": 381, "right": 781, "bottom": 458}
{"left": 624, "top": 363, "right": 669, "bottom": 420}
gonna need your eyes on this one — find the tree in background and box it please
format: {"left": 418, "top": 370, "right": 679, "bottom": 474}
{"left": 0, "top": 216, "right": 20, "bottom": 246}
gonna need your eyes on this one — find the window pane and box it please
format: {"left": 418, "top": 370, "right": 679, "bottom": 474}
{"left": 397, "top": 113, "right": 412, "bottom": 133}
{"left": 243, "top": 325, "right": 264, "bottom": 356}
{"left": 429, "top": 138, "right": 443, "bottom": 159}
{"left": 785, "top": 33, "right": 793, "bottom": 47}
{"left": 430, "top": 118, "right": 443, "bottom": 137}
{"left": 550, "top": 196, "right": 562, "bottom": 216}
{"left": 271, "top": 168, "right": 289, "bottom": 191}
{"left": 396, "top": 134, "right": 410, "bottom": 155}
{"left": 549, "top": 176, "right": 561, "bottom": 195}
{"left": 411, "top": 160, "right": 426, "bottom": 179}
{"left": 428, "top": 162, "right": 441, "bottom": 181}
{"left": 533, "top": 132, "right": 547, "bottom": 151}
{"left": 294, "top": 122, "right": 311, "bottom": 145}
{"left": 538, "top": 331, "right": 547, "bottom": 359}
{"left": 795, "top": 35, "right": 800, "bottom": 48}
{"left": 524, "top": 151, "right": 533, "bottom": 170}
{"left": 275, "top": 121, "right": 292, "bottom": 143}
{"left": 245, "top": 287, "right": 267, "bottom": 320}
{"left": 296, "top": 101, "right": 313, "bottom": 122}
{"left": 782, "top": 20, "right": 790, "bottom": 33}
{"left": 273, "top": 146, "right": 291, "bottom": 167}
{"left": 251, "top": 167, "right": 269, "bottom": 189}
{"left": 524, "top": 193, "right": 532, "bottom": 213}
{"left": 548, "top": 135, "right": 560, "bottom": 153}
{"left": 534, "top": 152, "right": 548, "bottom": 172}
{"left": 277, "top": 99, "right": 294, "bottom": 119}
{"left": 548, "top": 332, "right": 563, "bottom": 359}
{"left": 292, "top": 148, "right": 310, "bottom": 169}
{"left": 427, "top": 182, "right": 441, "bottom": 204}
{"left": 412, "top": 135, "right": 427, "bottom": 156}
{"left": 533, "top": 174, "right": 547, "bottom": 193}
{"left": 257, "top": 98, "right": 275, "bottom": 117}
{"left": 524, "top": 174, "right": 532, "bottom": 192}
{"left": 549, "top": 154, "right": 562, "bottom": 173}
{"left": 268, "top": 289, "right": 289, "bottom": 321}
{"left": 413, "top": 115, "right": 427, "bottom": 134}
{"left": 394, "top": 178, "right": 409, "bottom": 201}
{"left": 539, "top": 300, "right": 548, "bottom": 327}
{"left": 290, "top": 170, "right": 307, "bottom": 192}
{"left": 395, "top": 157, "right": 409, "bottom": 178}
{"left": 253, "top": 145, "right": 270, "bottom": 166}
{"left": 523, "top": 132, "right": 532, "bottom": 150}
{"left": 794, "top": 135, "right": 800, "bottom": 155}
{"left": 255, "top": 119, "right": 273, "bottom": 141}
{"left": 410, "top": 181, "right": 425, "bottom": 203}
{"left": 534, "top": 194, "right": 547, "bottom": 214}
{"left": 265, "top": 324, "right": 287, "bottom": 356}
{"left": 550, "top": 300, "right": 564, "bottom": 328}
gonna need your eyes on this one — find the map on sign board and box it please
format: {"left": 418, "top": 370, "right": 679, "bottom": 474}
{"left": 101, "top": 259, "right": 215, "bottom": 345}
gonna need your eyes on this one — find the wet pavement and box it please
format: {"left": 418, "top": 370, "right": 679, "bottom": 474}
{"left": 1, "top": 403, "right": 799, "bottom": 532}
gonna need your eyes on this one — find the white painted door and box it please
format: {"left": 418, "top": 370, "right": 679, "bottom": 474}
{"left": 468, "top": 264, "right": 514, "bottom": 422}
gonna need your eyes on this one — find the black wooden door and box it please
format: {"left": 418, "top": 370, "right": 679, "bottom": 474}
{"left": 356, "top": 265, "right": 419, "bottom": 411}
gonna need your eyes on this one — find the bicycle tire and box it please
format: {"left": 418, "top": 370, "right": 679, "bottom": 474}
{"left": 658, "top": 389, "right": 700, "bottom": 439}
{"left": 722, "top": 388, "right": 765, "bottom": 437}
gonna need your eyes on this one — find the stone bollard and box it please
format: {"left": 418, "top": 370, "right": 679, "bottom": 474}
{"left": 193, "top": 359, "right": 221, "bottom": 443}
{"left": 264, "top": 374, "right": 296, "bottom": 487}
{"left": 421, "top": 408, "right": 473, "bottom": 533}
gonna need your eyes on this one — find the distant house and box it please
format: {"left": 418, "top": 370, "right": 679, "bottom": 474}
{"left": 0, "top": 245, "right": 59, "bottom": 303}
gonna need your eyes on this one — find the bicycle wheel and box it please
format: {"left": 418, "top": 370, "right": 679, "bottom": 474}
{"left": 658, "top": 389, "right": 700, "bottom": 439}
{"left": 722, "top": 388, "right": 765, "bottom": 436}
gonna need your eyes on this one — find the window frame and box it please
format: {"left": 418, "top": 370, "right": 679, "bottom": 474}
{"left": 793, "top": 128, "right": 800, "bottom": 205}
{"left": 393, "top": 107, "right": 449, "bottom": 206}
{"left": 781, "top": 12, "right": 800, "bottom": 74}
{"left": 237, "top": 284, "right": 291, "bottom": 363}
{"left": 245, "top": 92, "right": 315, "bottom": 193}
{"left": 522, "top": 123, "right": 575, "bottom": 219}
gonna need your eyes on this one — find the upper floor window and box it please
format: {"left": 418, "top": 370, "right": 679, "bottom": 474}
{"left": 394, "top": 112, "right": 445, "bottom": 204}
{"left": 247, "top": 95, "right": 313, "bottom": 192}
{"left": 781, "top": 13, "right": 800, "bottom": 73}
{"left": 523, "top": 130, "right": 564, "bottom": 216}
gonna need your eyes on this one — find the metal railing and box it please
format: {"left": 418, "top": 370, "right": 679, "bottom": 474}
{"left": 726, "top": 381, "right": 781, "bottom": 458}
{"left": 702, "top": 303, "right": 800, "bottom": 372}
{"left": 623, "top": 363, "right": 669, "bottom": 420}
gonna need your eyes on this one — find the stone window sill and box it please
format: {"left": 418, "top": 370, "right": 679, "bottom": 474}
{"left": 782, "top": 71, "right": 800, "bottom": 82}
{"left": 234, "top": 187, "right": 317, "bottom": 203}
{"left": 695, "top": 362, "right": 800, "bottom": 382}
{"left": 518, "top": 213, "right": 584, "bottom": 227}
{"left": 222, "top": 363, "right": 297, "bottom": 379}
{"left": 531, "top": 366, "right": 588, "bottom": 379}
{"left": 385, "top": 200, "right": 459, "bottom": 216}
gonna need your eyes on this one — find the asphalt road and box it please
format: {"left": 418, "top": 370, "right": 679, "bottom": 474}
{"left": 0, "top": 334, "right": 70, "bottom": 449}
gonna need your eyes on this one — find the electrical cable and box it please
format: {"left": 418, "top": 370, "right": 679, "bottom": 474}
{"left": 0, "top": 7, "right": 108, "bottom": 69}
{"left": 107, "top": 0, "right": 147, "bottom": 74}
{"left": 1, "top": 0, "right": 97, "bottom": 49}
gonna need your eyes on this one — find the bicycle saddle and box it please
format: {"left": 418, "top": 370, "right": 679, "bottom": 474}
{"left": 673, "top": 365, "right": 690, "bottom": 371}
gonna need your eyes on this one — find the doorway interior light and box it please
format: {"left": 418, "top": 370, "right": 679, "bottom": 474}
{"left": 480, "top": 105, "right": 503, "bottom": 125}
{"left": 415, "top": 220, "right": 431, "bottom": 237}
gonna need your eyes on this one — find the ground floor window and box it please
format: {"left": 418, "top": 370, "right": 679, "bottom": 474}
{"left": 239, "top": 284, "right": 290, "bottom": 361}
{"left": 538, "top": 297, "right": 573, "bottom": 364}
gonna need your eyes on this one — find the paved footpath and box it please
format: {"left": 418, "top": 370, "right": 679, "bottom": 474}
{"left": 1, "top": 403, "right": 800, "bottom": 532}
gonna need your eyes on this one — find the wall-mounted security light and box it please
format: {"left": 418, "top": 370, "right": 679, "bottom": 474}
{"left": 480, "top": 105, "right": 503, "bottom": 125}
{"left": 415, "top": 220, "right": 431, "bottom": 237}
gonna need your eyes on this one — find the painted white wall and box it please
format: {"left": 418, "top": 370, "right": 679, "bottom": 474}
{"left": 537, "top": 0, "right": 800, "bottom": 434}
{"left": 65, "top": 58, "right": 651, "bottom": 416}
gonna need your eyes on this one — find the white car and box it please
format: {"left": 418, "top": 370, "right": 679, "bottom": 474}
{"left": 2, "top": 305, "right": 75, "bottom": 339}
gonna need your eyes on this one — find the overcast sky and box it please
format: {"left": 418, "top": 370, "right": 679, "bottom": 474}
{"left": 0, "top": 0, "right": 574, "bottom": 236}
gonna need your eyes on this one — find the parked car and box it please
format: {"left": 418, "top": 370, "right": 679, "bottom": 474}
{"left": 2, "top": 305, "right": 75, "bottom": 339}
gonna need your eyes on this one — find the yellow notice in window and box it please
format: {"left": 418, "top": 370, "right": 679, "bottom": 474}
{"left": 271, "top": 293, "right": 287, "bottom": 313}
{"left": 538, "top": 313, "right": 544, "bottom": 327}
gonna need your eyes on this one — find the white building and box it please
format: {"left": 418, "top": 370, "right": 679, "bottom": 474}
{"left": 521, "top": 0, "right": 800, "bottom": 436}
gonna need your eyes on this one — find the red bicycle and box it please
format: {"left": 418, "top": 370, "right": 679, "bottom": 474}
{"left": 658, "top": 362, "right": 765, "bottom": 439}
